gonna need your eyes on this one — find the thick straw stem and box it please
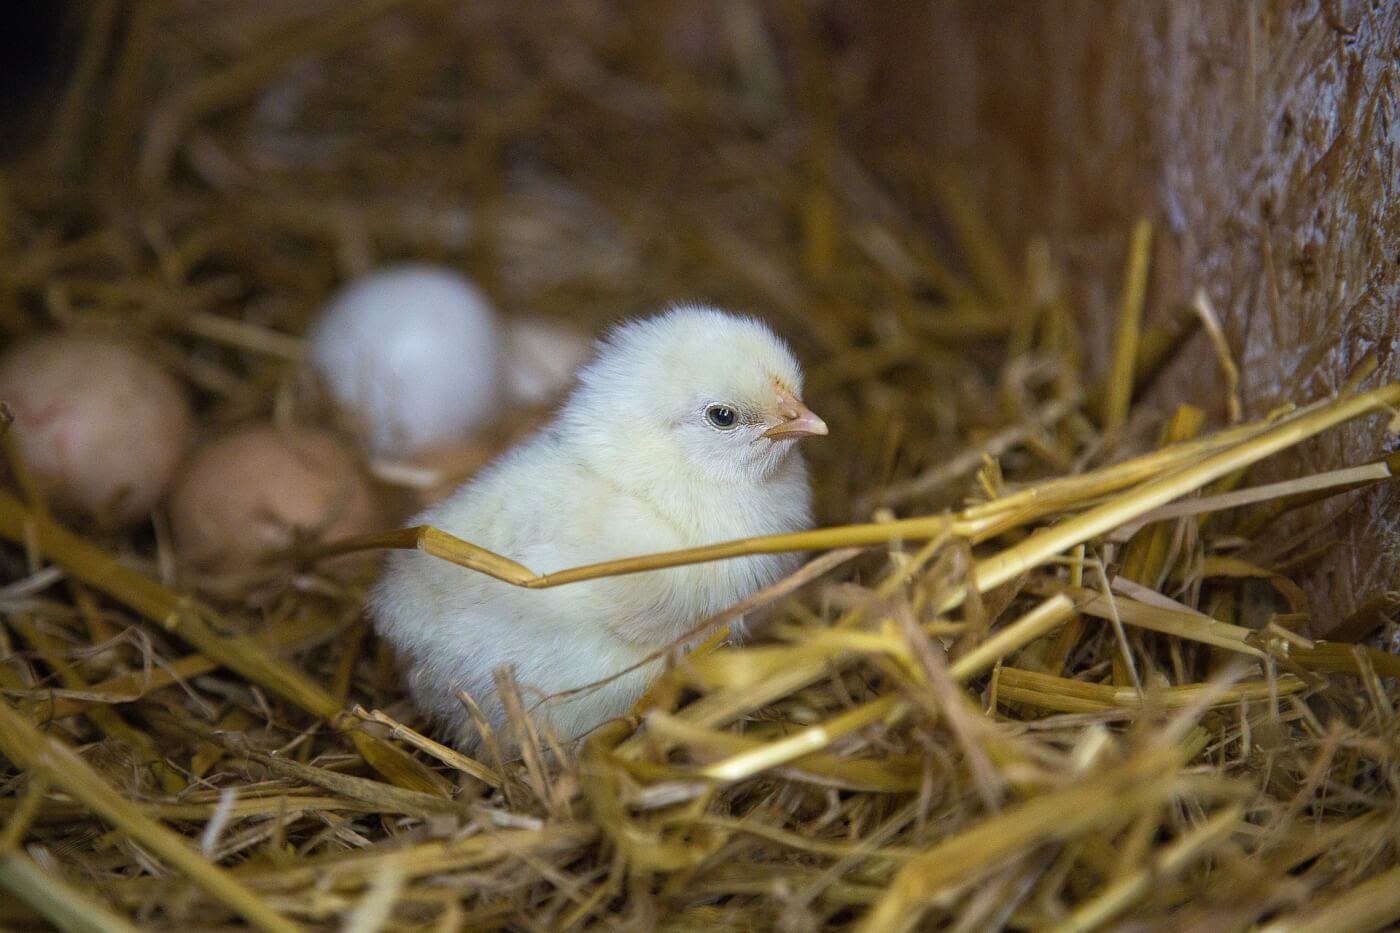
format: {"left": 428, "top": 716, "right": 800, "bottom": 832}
{"left": 1109, "top": 454, "right": 1397, "bottom": 542}
{"left": 308, "top": 515, "right": 961, "bottom": 588}
{"left": 1102, "top": 219, "right": 1154, "bottom": 435}
{"left": 995, "top": 668, "right": 1308, "bottom": 714}
{"left": 944, "top": 384, "right": 1400, "bottom": 614}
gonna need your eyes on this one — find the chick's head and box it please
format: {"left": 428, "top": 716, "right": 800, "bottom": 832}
{"left": 559, "top": 305, "right": 826, "bottom": 485}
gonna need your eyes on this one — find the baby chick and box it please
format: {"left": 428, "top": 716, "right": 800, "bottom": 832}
{"left": 370, "top": 306, "right": 826, "bottom": 750}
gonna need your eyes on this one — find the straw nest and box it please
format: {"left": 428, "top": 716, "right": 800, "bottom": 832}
{"left": 3, "top": 4, "right": 1399, "bottom": 931}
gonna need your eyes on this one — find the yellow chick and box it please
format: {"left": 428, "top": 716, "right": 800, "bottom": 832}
{"left": 370, "top": 306, "right": 826, "bottom": 750}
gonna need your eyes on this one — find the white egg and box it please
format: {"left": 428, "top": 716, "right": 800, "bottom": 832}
{"left": 309, "top": 264, "right": 502, "bottom": 455}
{"left": 500, "top": 316, "right": 595, "bottom": 407}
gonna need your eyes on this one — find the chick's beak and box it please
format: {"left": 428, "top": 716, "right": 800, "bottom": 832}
{"left": 763, "top": 386, "right": 828, "bottom": 440}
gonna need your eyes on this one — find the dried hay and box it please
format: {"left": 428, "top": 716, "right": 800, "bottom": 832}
{"left": 2, "top": 3, "right": 1399, "bottom": 931}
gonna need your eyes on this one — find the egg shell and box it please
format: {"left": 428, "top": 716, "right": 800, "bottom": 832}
{"left": 0, "top": 333, "right": 191, "bottom": 527}
{"left": 500, "top": 316, "right": 595, "bottom": 407}
{"left": 309, "top": 264, "right": 502, "bottom": 456}
{"left": 168, "top": 424, "right": 380, "bottom": 574}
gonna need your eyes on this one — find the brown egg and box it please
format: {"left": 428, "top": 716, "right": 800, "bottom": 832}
{"left": 168, "top": 424, "right": 380, "bottom": 574}
{"left": 0, "top": 333, "right": 191, "bottom": 527}
{"left": 400, "top": 436, "right": 502, "bottom": 511}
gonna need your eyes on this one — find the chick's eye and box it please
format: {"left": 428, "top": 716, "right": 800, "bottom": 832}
{"left": 705, "top": 404, "right": 738, "bottom": 430}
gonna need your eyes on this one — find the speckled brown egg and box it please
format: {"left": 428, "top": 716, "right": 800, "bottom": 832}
{"left": 168, "top": 424, "right": 380, "bottom": 574}
{"left": 0, "top": 333, "right": 191, "bottom": 527}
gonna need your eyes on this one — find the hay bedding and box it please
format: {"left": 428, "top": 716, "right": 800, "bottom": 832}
{"left": 2, "top": 3, "right": 1399, "bottom": 931}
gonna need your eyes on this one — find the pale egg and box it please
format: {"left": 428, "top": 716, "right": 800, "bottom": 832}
{"left": 309, "top": 264, "right": 502, "bottom": 456}
{"left": 500, "top": 316, "right": 594, "bottom": 407}
{"left": 0, "top": 333, "right": 191, "bottom": 527}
